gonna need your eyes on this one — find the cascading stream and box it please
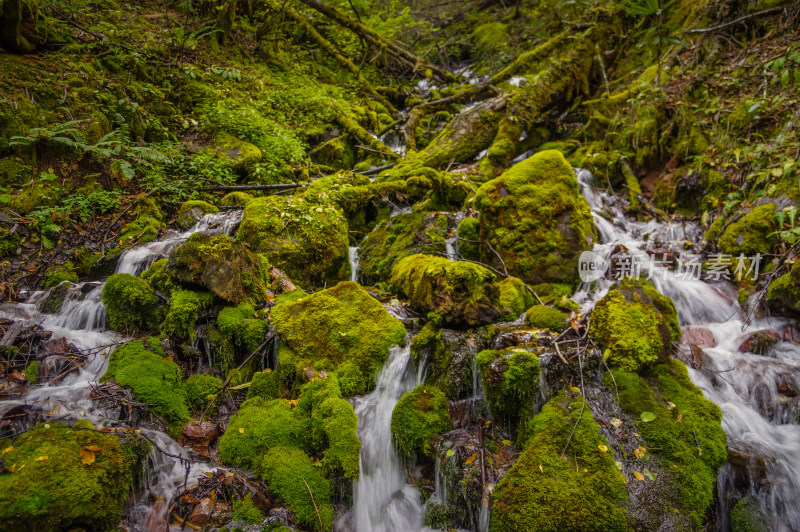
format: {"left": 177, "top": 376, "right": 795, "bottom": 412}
{"left": 574, "top": 169, "right": 800, "bottom": 531}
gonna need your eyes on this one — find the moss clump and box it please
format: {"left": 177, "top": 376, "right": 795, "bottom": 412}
{"left": 357, "top": 211, "right": 449, "bottom": 286}
{"left": 176, "top": 199, "right": 218, "bottom": 229}
{"left": 731, "top": 497, "right": 768, "bottom": 532}
{"left": 497, "top": 277, "right": 535, "bottom": 319}
{"left": 272, "top": 281, "right": 406, "bottom": 392}
{"left": 610, "top": 360, "right": 726, "bottom": 528}
{"left": 217, "top": 303, "right": 267, "bottom": 354}
{"left": 219, "top": 398, "right": 309, "bottom": 470}
{"left": 258, "top": 446, "right": 334, "bottom": 531}
{"left": 310, "top": 136, "right": 356, "bottom": 170}
{"left": 476, "top": 348, "right": 539, "bottom": 443}
{"left": 161, "top": 289, "right": 214, "bottom": 340}
{"left": 231, "top": 493, "right": 263, "bottom": 524}
{"left": 457, "top": 216, "right": 481, "bottom": 261}
{"left": 591, "top": 279, "right": 680, "bottom": 373}
{"left": 141, "top": 258, "right": 175, "bottom": 296}
{"left": 185, "top": 373, "right": 223, "bottom": 411}
{"left": 220, "top": 191, "right": 254, "bottom": 207}
{"left": 102, "top": 339, "right": 189, "bottom": 434}
{"left": 101, "top": 273, "right": 160, "bottom": 332}
{"left": 473, "top": 150, "right": 597, "bottom": 284}
{"left": 390, "top": 385, "right": 452, "bottom": 457}
{"left": 490, "top": 392, "right": 629, "bottom": 532}
{"left": 391, "top": 255, "right": 504, "bottom": 327}
{"left": 216, "top": 130, "right": 263, "bottom": 170}
{"left": 41, "top": 267, "right": 78, "bottom": 289}
{"left": 168, "top": 233, "right": 268, "bottom": 304}
{"left": 24, "top": 360, "right": 40, "bottom": 383}
{"left": 525, "top": 304, "right": 569, "bottom": 331}
{"left": 246, "top": 369, "right": 281, "bottom": 401}
{"left": 236, "top": 195, "right": 350, "bottom": 289}
{"left": 766, "top": 261, "right": 800, "bottom": 312}
{"left": 311, "top": 395, "right": 360, "bottom": 480}
{"left": 716, "top": 204, "right": 777, "bottom": 257}
{"left": 118, "top": 197, "right": 164, "bottom": 248}
{"left": 0, "top": 423, "right": 149, "bottom": 531}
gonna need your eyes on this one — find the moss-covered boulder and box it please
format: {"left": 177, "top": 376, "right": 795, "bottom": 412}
{"left": 410, "top": 323, "right": 486, "bottom": 400}
{"left": 272, "top": 282, "right": 405, "bottom": 394}
{"left": 525, "top": 304, "right": 569, "bottom": 331}
{"left": 168, "top": 233, "right": 269, "bottom": 304}
{"left": 473, "top": 150, "right": 596, "bottom": 284}
{"left": 101, "top": 273, "right": 161, "bottom": 332}
{"left": 497, "top": 277, "right": 535, "bottom": 319}
{"left": 766, "top": 261, "right": 800, "bottom": 313}
{"left": 217, "top": 303, "right": 268, "bottom": 354}
{"left": 476, "top": 348, "right": 539, "bottom": 442}
{"left": 161, "top": 289, "right": 214, "bottom": 340}
{"left": 591, "top": 279, "right": 680, "bottom": 373}
{"left": 715, "top": 204, "right": 777, "bottom": 256}
{"left": 220, "top": 191, "right": 254, "bottom": 207}
{"left": 0, "top": 423, "right": 149, "bottom": 531}
{"left": 490, "top": 392, "right": 629, "bottom": 532}
{"left": 391, "top": 385, "right": 452, "bottom": 457}
{"left": 102, "top": 339, "right": 189, "bottom": 434}
{"left": 731, "top": 497, "right": 768, "bottom": 532}
{"left": 217, "top": 130, "right": 263, "bottom": 170}
{"left": 310, "top": 136, "right": 356, "bottom": 170}
{"left": 176, "top": 199, "right": 218, "bottom": 230}
{"left": 118, "top": 197, "right": 164, "bottom": 248}
{"left": 357, "top": 211, "right": 449, "bottom": 285}
{"left": 391, "top": 255, "right": 504, "bottom": 327}
{"left": 609, "top": 360, "right": 727, "bottom": 528}
{"left": 236, "top": 195, "right": 350, "bottom": 288}
{"left": 185, "top": 373, "right": 223, "bottom": 411}
{"left": 456, "top": 216, "right": 481, "bottom": 261}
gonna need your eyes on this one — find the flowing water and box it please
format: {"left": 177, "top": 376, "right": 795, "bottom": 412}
{"left": 349, "top": 246, "right": 360, "bottom": 283}
{"left": 574, "top": 169, "right": 800, "bottom": 531}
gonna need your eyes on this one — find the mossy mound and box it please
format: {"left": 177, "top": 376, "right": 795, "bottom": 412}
{"left": 303, "top": 172, "right": 377, "bottom": 234}
{"left": 218, "top": 397, "right": 309, "bottom": 470}
{"left": 390, "top": 384, "right": 452, "bottom": 457}
{"left": 185, "top": 373, "right": 223, "bottom": 411}
{"left": 476, "top": 348, "right": 539, "bottom": 443}
{"left": 101, "top": 339, "right": 189, "bottom": 434}
{"left": 715, "top": 204, "right": 777, "bottom": 256}
{"left": 609, "top": 359, "right": 727, "bottom": 528}
{"left": 391, "top": 254, "right": 504, "bottom": 327}
{"left": 0, "top": 423, "right": 149, "bottom": 531}
{"left": 220, "top": 191, "right": 254, "bottom": 207}
{"left": 525, "top": 304, "right": 569, "bottom": 331}
{"left": 731, "top": 497, "right": 768, "bottom": 532}
{"left": 168, "top": 232, "right": 269, "bottom": 304}
{"left": 357, "top": 211, "right": 449, "bottom": 285}
{"left": 258, "top": 446, "right": 334, "bottom": 531}
{"left": 101, "top": 273, "right": 161, "bottom": 332}
{"left": 41, "top": 266, "right": 78, "bottom": 290}
{"left": 246, "top": 369, "right": 281, "bottom": 401}
{"left": 176, "top": 199, "right": 218, "bottom": 230}
{"left": 766, "top": 261, "right": 800, "bottom": 313}
{"left": 216, "top": 130, "right": 263, "bottom": 170}
{"left": 473, "top": 150, "right": 596, "bottom": 284}
{"left": 217, "top": 303, "right": 268, "bottom": 354}
{"left": 497, "top": 277, "right": 535, "bottom": 319}
{"left": 236, "top": 195, "right": 350, "bottom": 289}
{"left": 118, "top": 197, "right": 164, "bottom": 248}
{"left": 272, "top": 282, "right": 406, "bottom": 394}
{"left": 310, "top": 136, "right": 356, "bottom": 170}
{"left": 591, "top": 279, "right": 680, "bottom": 373}
{"left": 161, "top": 289, "right": 214, "bottom": 340}
{"left": 457, "top": 216, "right": 481, "bottom": 261}
{"left": 490, "top": 392, "right": 629, "bottom": 532}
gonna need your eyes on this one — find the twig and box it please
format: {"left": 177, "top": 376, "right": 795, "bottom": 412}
{"left": 302, "top": 477, "right": 324, "bottom": 532}
{"left": 684, "top": 6, "right": 785, "bottom": 34}
{"left": 561, "top": 341, "right": 586, "bottom": 459}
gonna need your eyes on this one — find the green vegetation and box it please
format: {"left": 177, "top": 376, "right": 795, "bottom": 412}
{"left": 231, "top": 493, "right": 264, "bottom": 524}
{"left": 525, "top": 304, "right": 569, "bottom": 331}
{"left": 160, "top": 289, "right": 214, "bottom": 340}
{"left": 497, "top": 277, "right": 535, "bottom": 319}
{"left": 24, "top": 360, "right": 40, "bottom": 383}
{"left": 390, "top": 385, "right": 452, "bottom": 457}
{"left": 185, "top": 373, "right": 223, "bottom": 411}
{"left": 101, "top": 273, "right": 160, "bottom": 332}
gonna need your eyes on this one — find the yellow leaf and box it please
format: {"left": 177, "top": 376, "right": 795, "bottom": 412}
{"left": 35, "top": 456, "right": 48, "bottom": 462}
{"left": 610, "top": 418, "right": 623, "bottom": 429}
{"left": 633, "top": 432, "right": 640, "bottom": 437}
{"left": 677, "top": 413, "right": 683, "bottom": 422}
{"left": 666, "top": 401, "right": 676, "bottom": 410}
{"left": 569, "top": 385, "right": 581, "bottom": 394}
{"left": 539, "top": 464, "right": 544, "bottom": 473}
{"left": 1, "top": 446, "right": 15, "bottom": 455}
{"left": 83, "top": 445, "right": 101, "bottom": 452}
{"left": 633, "top": 471, "right": 645, "bottom": 481}
{"left": 465, "top": 454, "right": 477, "bottom": 465}
{"left": 633, "top": 446, "right": 647, "bottom": 459}
{"left": 80, "top": 450, "right": 95, "bottom": 466}
{"left": 501, "top": 440, "right": 512, "bottom": 446}
{"left": 238, "top": 427, "right": 245, "bottom": 434}
{"left": 598, "top": 444, "right": 609, "bottom": 453}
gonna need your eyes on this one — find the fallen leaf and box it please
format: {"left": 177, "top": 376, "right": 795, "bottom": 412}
{"left": 666, "top": 401, "right": 676, "bottom": 411}
{"left": 614, "top": 460, "right": 623, "bottom": 471}
{"left": 610, "top": 418, "right": 623, "bottom": 429}
{"left": 501, "top": 440, "right": 512, "bottom": 446}
{"left": 238, "top": 427, "right": 245, "bottom": 434}
{"left": 80, "top": 450, "right": 95, "bottom": 466}
{"left": 83, "top": 445, "right": 101, "bottom": 452}
{"left": 35, "top": 456, "right": 48, "bottom": 462}
{"left": 539, "top": 464, "right": 544, "bottom": 473}
{"left": 640, "top": 411, "right": 656, "bottom": 423}
{"left": 677, "top": 413, "right": 683, "bottom": 422}
{"left": 569, "top": 385, "right": 581, "bottom": 394}
{"left": 446, "top": 449, "right": 455, "bottom": 457}
{"left": 643, "top": 469, "right": 657, "bottom": 481}
{"left": 598, "top": 444, "right": 609, "bottom": 453}
{"left": 633, "top": 470, "right": 645, "bottom": 481}
{"left": 633, "top": 446, "right": 647, "bottom": 459}
{"left": 1, "top": 446, "right": 15, "bottom": 455}
{"left": 465, "top": 454, "right": 477, "bottom": 464}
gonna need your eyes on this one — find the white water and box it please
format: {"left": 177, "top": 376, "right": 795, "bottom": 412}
{"left": 349, "top": 246, "right": 360, "bottom": 283}
{"left": 574, "top": 169, "right": 800, "bottom": 531}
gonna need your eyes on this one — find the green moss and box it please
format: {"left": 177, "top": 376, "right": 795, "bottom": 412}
{"left": 591, "top": 279, "right": 679, "bottom": 373}
{"left": 217, "top": 130, "right": 263, "bottom": 170}
{"left": 101, "top": 273, "right": 160, "bottom": 332}
{"left": 118, "top": 197, "right": 164, "bottom": 248}
{"left": 731, "top": 497, "right": 768, "bottom": 532}
{"left": 717, "top": 204, "right": 777, "bottom": 256}
{"left": 610, "top": 360, "right": 726, "bottom": 527}
{"left": 312, "top": 395, "right": 360, "bottom": 480}
{"left": 390, "top": 385, "right": 451, "bottom": 457}
{"left": 219, "top": 398, "right": 309, "bottom": 470}
{"left": 231, "top": 493, "right": 263, "bottom": 524}
{"left": 176, "top": 199, "right": 219, "bottom": 230}
{"left": 473, "top": 150, "right": 597, "bottom": 284}
{"left": 141, "top": 258, "right": 175, "bottom": 296}
{"left": 236, "top": 195, "right": 350, "bottom": 288}
{"left": 525, "top": 304, "right": 568, "bottom": 331}
{"left": 217, "top": 303, "right": 267, "bottom": 354}
{"left": 476, "top": 348, "right": 539, "bottom": 443}
{"left": 766, "top": 262, "right": 800, "bottom": 311}
{"left": 257, "top": 446, "right": 334, "bottom": 531}
{"left": 246, "top": 369, "right": 281, "bottom": 401}
{"left": 24, "top": 360, "right": 39, "bottom": 383}
{"left": 102, "top": 339, "right": 189, "bottom": 434}
{"left": 161, "top": 289, "right": 214, "bottom": 340}
{"left": 336, "top": 361, "right": 366, "bottom": 397}
{"left": 220, "top": 191, "right": 254, "bottom": 207}
{"left": 490, "top": 392, "right": 629, "bottom": 532}
{"left": 457, "top": 216, "right": 481, "bottom": 261}
{"left": 41, "top": 267, "right": 78, "bottom": 290}
{"left": 310, "top": 137, "right": 356, "bottom": 170}
{"left": 497, "top": 277, "right": 535, "bottom": 319}
{"left": 208, "top": 324, "right": 236, "bottom": 375}
{"left": 391, "top": 254, "right": 503, "bottom": 327}
{"left": 185, "top": 373, "right": 223, "bottom": 411}
{"left": 0, "top": 423, "right": 149, "bottom": 531}
{"left": 169, "top": 233, "right": 269, "bottom": 304}
{"left": 272, "top": 281, "right": 406, "bottom": 391}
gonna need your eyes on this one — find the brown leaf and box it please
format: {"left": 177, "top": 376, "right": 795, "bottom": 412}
{"left": 83, "top": 445, "right": 101, "bottom": 452}
{"left": 80, "top": 449, "right": 95, "bottom": 466}
{"left": 633, "top": 470, "right": 645, "bottom": 481}
{"left": 464, "top": 454, "right": 477, "bottom": 465}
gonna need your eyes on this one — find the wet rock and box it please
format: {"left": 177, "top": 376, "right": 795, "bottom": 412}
{"left": 645, "top": 247, "right": 678, "bottom": 268}
{"left": 780, "top": 324, "right": 800, "bottom": 344}
{"left": 179, "top": 421, "right": 221, "bottom": 457}
{"left": 777, "top": 375, "right": 800, "bottom": 397}
{"left": 265, "top": 507, "right": 296, "bottom": 527}
{"left": 448, "top": 397, "right": 483, "bottom": 430}
{"left": 412, "top": 325, "right": 486, "bottom": 399}
{"left": 187, "top": 498, "right": 232, "bottom": 527}
{"left": 682, "top": 327, "right": 715, "bottom": 348}
{"left": 737, "top": 330, "right": 780, "bottom": 356}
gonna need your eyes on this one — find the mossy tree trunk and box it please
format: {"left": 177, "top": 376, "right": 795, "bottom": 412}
{"left": 0, "top": 0, "right": 36, "bottom": 53}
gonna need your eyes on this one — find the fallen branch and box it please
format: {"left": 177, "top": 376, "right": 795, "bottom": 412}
{"left": 684, "top": 6, "right": 785, "bottom": 34}
{"left": 302, "top": 477, "right": 324, "bottom": 532}
{"left": 200, "top": 183, "right": 305, "bottom": 192}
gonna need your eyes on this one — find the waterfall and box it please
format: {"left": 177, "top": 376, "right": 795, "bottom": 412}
{"left": 349, "top": 246, "right": 360, "bottom": 283}
{"left": 575, "top": 168, "right": 800, "bottom": 531}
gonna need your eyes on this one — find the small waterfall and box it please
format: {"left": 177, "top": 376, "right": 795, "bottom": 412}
{"left": 349, "top": 246, "right": 360, "bottom": 283}
{"left": 46, "top": 284, "right": 107, "bottom": 331}
{"left": 350, "top": 345, "right": 427, "bottom": 532}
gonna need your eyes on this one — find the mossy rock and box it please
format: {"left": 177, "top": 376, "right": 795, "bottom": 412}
{"left": 476, "top": 348, "right": 539, "bottom": 443}
{"left": 0, "top": 423, "right": 149, "bottom": 531}
{"left": 257, "top": 446, "right": 334, "bottom": 531}
{"left": 24, "top": 360, "right": 39, "bottom": 383}
{"left": 525, "top": 304, "right": 569, "bottom": 331}
{"left": 101, "top": 273, "right": 161, "bottom": 332}
{"left": 609, "top": 359, "right": 727, "bottom": 528}
{"left": 457, "top": 216, "right": 481, "bottom": 261}
{"left": 357, "top": 211, "right": 448, "bottom": 285}
{"left": 490, "top": 392, "right": 629, "bottom": 532}
{"left": 161, "top": 289, "right": 214, "bottom": 340}
{"left": 220, "top": 191, "right": 254, "bottom": 207}
{"left": 236, "top": 195, "right": 350, "bottom": 289}
{"left": 591, "top": 279, "right": 680, "bottom": 373}
{"left": 310, "top": 136, "right": 356, "bottom": 170}
{"left": 185, "top": 373, "right": 223, "bottom": 411}
{"left": 410, "top": 323, "right": 485, "bottom": 400}
{"left": 176, "top": 199, "right": 218, "bottom": 230}
{"left": 168, "top": 233, "right": 269, "bottom": 304}
{"left": 41, "top": 266, "right": 78, "bottom": 290}
{"left": 219, "top": 397, "right": 309, "bottom": 470}
{"left": 101, "top": 339, "right": 189, "bottom": 434}
{"left": 496, "top": 277, "right": 535, "bottom": 319}
{"left": 303, "top": 172, "right": 378, "bottom": 235}
{"left": 766, "top": 261, "right": 800, "bottom": 312}
{"left": 731, "top": 497, "right": 768, "bottom": 532}
{"left": 390, "top": 384, "right": 452, "bottom": 457}
{"left": 118, "top": 197, "right": 164, "bottom": 248}
{"left": 216, "top": 130, "right": 263, "bottom": 170}
{"left": 716, "top": 204, "right": 777, "bottom": 257}
{"left": 217, "top": 303, "right": 268, "bottom": 354}
{"left": 391, "top": 254, "right": 504, "bottom": 327}
{"left": 473, "top": 150, "right": 596, "bottom": 284}
{"left": 272, "top": 282, "right": 406, "bottom": 394}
